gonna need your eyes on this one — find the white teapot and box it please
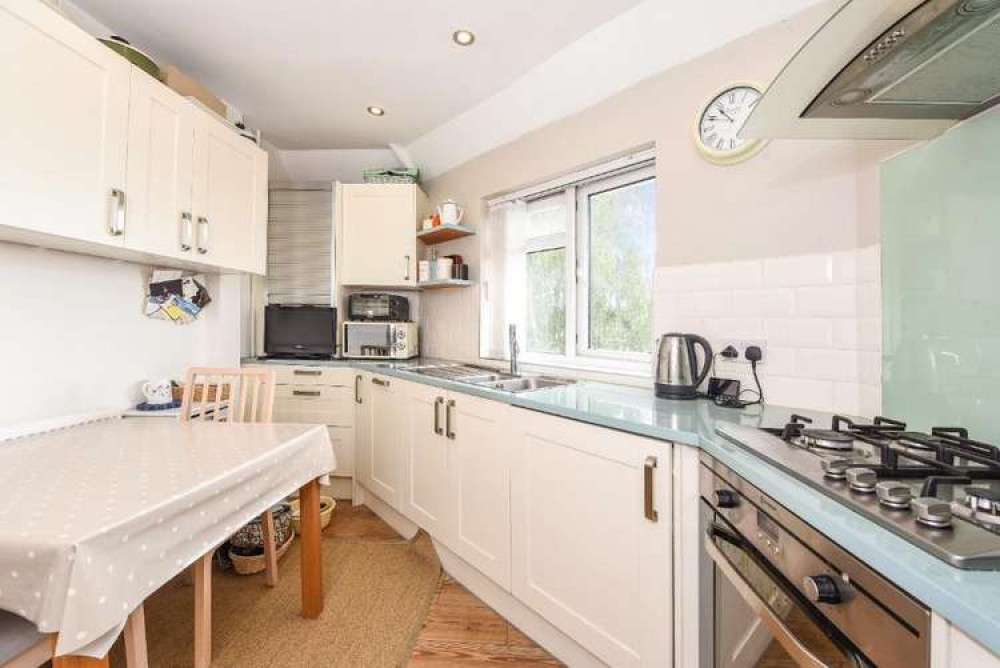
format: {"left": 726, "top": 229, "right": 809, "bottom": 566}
{"left": 142, "top": 379, "right": 174, "bottom": 405}
{"left": 437, "top": 199, "right": 464, "bottom": 226}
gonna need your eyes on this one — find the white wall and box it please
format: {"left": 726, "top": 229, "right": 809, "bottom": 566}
{"left": 0, "top": 243, "right": 241, "bottom": 426}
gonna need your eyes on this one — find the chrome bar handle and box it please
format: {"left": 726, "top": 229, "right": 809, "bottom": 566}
{"left": 196, "top": 216, "right": 209, "bottom": 254}
{"left": 644, "top": 456, "right": 658, "bottom": 522}
{"left": 293, "top": 369, "right": 322, "bottom": 376}
{"left": 180, "top": 212, "right": 193, "bottom": 251}
{"left": 445, "top": 399, "right": 456, "bottom": 440}
{"left": 372, "top": 377, "right": 389, "bottom": 387}
{"left": 292, "top": 390, "right": 321, "bottom": 397}
{"left": 434, "top": 397, "right": 444, "bottom": 435}
{"left": 354, "top": 375, "right": 363, "bottom": 404}
{"left": 108, "top": 188, "right": 126, "bottom": 236}
{"left": 704, "top": 537, "right": 826, "bottom": 668}
{"left": 404, "top": 254, "right": 411, "bottom": 281}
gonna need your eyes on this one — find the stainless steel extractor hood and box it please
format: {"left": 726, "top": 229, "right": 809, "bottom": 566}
{"left": 743, "top": 0, "right": 1000, "bottom": 140}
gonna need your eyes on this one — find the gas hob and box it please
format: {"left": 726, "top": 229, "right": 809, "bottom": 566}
{"left": 716, "top": 415, "right": 1000, "bottom": 570}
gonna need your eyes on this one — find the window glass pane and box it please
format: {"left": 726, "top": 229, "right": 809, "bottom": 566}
{"left": 527, "top": 195, "right": 565, "bottom": 241}
{"left": 588, "top": 177, "right": 656, "bottom": 354}
{"left": 526, "top": 248, "right": 566, "bottom": 354}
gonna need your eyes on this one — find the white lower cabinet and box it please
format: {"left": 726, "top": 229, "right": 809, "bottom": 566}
{"left": 357, "top": 374, "right": 405, "bottom": 508}
{"left": 510, "top": 408, "right": 673, "bottom": 668}
{"left": 933, "top": 614, "right": 1000, "bottom": 668}
{"left": 400, "top": 382, "right": 512, "bottom": 587}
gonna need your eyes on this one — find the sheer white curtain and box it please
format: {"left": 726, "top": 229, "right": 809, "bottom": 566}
{"left": 480, "top": 199, "right": 527, "bottom": 360}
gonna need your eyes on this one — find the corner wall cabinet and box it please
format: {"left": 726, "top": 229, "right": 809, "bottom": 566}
{"left": 0, "top": 1, "right": 267, "bottom": 274}
{"left": 337, "top": 183, "right": 425, "bottom": 288}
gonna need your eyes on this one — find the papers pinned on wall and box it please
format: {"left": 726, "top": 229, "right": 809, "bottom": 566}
{"left": 145, "top": 270, "right": 212, "bottom": 325}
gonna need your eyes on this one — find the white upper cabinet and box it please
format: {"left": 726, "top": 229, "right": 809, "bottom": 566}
{"left": 0, "top": 1, "right": 129, "bottom": 245}
{"left": 338, "top": 184, "right": 423, "bottom": 287}
{"left": 0, "top": 1, "right": 267, "bottom": 274}
{"left": 192, "top": 110, "right": 268, "bottom": 273}
{"left": 124, "top": 68, "right": 194, "bottom": 260}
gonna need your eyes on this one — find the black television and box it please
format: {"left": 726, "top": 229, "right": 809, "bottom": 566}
{"left": 264, "top": 305, "right": 337, "bottom": 358}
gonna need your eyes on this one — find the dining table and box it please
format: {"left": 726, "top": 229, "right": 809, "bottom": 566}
{"left": 0, "top": 413, "right": 335, "bottom": 665}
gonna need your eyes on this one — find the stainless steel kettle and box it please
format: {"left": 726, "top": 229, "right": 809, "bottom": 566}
{"left": 655, "top": 333, "right": 712, "bottom": 400}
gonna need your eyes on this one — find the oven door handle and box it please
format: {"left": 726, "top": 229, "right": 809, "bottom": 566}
{"left": 705, "top": 527, "right": 830, "bottom": 668}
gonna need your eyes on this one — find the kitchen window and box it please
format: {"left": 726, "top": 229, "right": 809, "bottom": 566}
{"left": 481, "top": 149, "right": 656, "bottom": 374}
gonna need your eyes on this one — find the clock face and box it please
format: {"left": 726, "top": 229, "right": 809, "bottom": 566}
{"left": 698, "top": 85, "right": 762, "bottom": 156}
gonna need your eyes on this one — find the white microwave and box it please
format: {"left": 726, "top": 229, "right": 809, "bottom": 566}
{"left": 342, "top": 321, "right": 419, "bottom": 359}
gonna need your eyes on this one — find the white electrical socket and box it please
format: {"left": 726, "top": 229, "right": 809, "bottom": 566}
{"left": 741, "top": 340, "right": 767, "bottom": 364}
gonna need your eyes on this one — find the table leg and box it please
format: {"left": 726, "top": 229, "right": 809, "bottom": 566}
{"left": 123, "top": 604, "right": 149, "bottom": 668}
{"left": 52, "top": 655, "right": 109, "bottom": 667}
{"left": 299, "top": 478, "right": 323, "bottom": 618}
{"left": 192, "top": 552, "right": 212, "bottom": 668}
{"left": 261, "top": 509, "right": 279, "bottom": 587}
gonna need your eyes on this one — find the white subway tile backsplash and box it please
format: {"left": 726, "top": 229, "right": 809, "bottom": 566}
{"left": 858, "top": 283, "right": 882, "bottom": 317}
{"left": 794, "top": 285, "right": 859, "bottom": 317}
{"left": 832, "top": 251, "right": 859, "bottom": 284}
{"left": 762, "top": 253, "right": 833, "bottom": 287}
{"left": 676, "top": 291, "right": 733, "bottom": 317}
{"left": 832, "top": 317, "right": 881, "bottom": 351}
{"left": 767, "top": 376, "right": 834, "bottom": 412}
{"left": 730, "top": 288, "right": 795, "bottom": 317}
{"left": 797, "top": 349, "right": 860, "bottom": 381}
{"left": 654, "top": 245, "right": 881, "bottom": 415}
{"left": 703, "top": 317, "right": 764, "bottom": 340}
{"left": 858, "top": 245, "right": 880, "bottom": 283}
{"left": 764, "top": 318, "right": 833, "bottom": 348}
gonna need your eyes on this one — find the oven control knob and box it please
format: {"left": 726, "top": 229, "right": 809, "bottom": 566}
{"left": 714, "top": 489, "right": 740, "bottom": 509}
{"left": 913, "top": 497, "right": 953, "bottom": 529}
{"left": 803, "top": 575, "right": 843, "bottom": 604}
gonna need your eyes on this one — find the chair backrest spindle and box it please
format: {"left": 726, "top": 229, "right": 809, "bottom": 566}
{"left": 179, "top": 367, "right": 275, "bottom": 424}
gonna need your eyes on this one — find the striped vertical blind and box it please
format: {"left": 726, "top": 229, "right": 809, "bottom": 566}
{"left": 266, "top": 188, "right": 333, "bottom": 305}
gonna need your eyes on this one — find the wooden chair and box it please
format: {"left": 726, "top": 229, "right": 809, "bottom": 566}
{"left": 0, "top": 605, "right": 147, "bottom": 668}
{"left": 178, "top": 367, "right": 278, "bottom": 668}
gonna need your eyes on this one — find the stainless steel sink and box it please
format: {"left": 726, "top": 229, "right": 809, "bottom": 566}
{"left": 403, "top": 363, "right": 573, "bottom": 393}
{"left": 471, "top": 376, "right": 574, "bottom": 393}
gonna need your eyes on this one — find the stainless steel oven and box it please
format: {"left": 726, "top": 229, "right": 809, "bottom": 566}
{"left": 700, "top": 453, "right": 930, "bottom": 668}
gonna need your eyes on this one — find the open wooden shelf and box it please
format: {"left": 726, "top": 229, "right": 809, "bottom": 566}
{"left": 417, "top": 278, "right": 474, "bottom": 290}
{"left": 417, "top": 224, "right": 476, "bottom": 245}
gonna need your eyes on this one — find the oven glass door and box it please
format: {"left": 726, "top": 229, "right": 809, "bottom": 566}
{"left": 707, "top": 520, "right": 871, "bottom": 668}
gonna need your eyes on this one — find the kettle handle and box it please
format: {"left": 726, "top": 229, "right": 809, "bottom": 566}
{"left": 689, "top": 335, "right": 713, "bottom": 389}
{"left": 456, "top": 205, "right": 464, "bottom": 223}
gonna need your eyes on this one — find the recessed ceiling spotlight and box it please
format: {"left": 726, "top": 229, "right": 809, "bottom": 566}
{"left": 366, "top": 106, "right": 385, "bottom": 117}
{"left": 452, "top": 29, "right": 475, "bottom": 46}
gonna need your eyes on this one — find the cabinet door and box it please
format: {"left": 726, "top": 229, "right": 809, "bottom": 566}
{"left": 363, "top": 374, "right": 404, "bottom": 507}
{"left": 0, "top": 1, "right": 129, "bottom": 244}
{"left": 327, "top": 426, "right": 354, "bottom": 478}
{"left": 511, "top": 409, "right": 672, "bottom": 668}
{"left": 191, "top": 111, "right": 267, "bottom": 272}
{"left": 354, "top": 372, "right": 373, "bottom": 487}
{"left": 447, "top": 393, "right": 512, "bottom": 589}
{"left": 339, "top": 184, "right": 417, "bottom": 287}
{"left": 400, "top": 382, "right": 450, "bottom": 536}
{"left": 124, "top": 67, "right": 194, "bottom": 259}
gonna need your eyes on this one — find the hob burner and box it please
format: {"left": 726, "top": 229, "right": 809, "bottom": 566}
{"left": 803, "top": 429, "right": 856, "bottom": 451}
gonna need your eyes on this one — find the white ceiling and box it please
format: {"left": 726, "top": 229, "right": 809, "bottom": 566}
{"left": 71, "top": 0, "right": 643, "bottom": 149}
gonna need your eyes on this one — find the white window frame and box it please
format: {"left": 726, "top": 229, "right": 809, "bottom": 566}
{"left": 485, "top": 149, "right": 656, "bottom": 376}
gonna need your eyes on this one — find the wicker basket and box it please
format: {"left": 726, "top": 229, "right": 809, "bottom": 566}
{"left": 363, "top": 168, "right": 420, "bottom": 184}
{"left": 229, "top": 530, "right": 294, "bottom": 575}
{"left": 172, "top": 383, "right": 231, "bottom": 403}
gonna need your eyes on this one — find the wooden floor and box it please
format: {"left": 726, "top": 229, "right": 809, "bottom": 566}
{"left": 408, "top": 574, "right": 563, "bottom": 667}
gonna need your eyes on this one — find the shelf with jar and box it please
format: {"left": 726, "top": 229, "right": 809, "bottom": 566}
{"left": 417, "top": 248, "right": 472, "bottom": 289}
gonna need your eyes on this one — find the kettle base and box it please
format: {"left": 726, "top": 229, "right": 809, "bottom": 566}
{"left": 655, "top": 383, "right": 700, "bottom": 400}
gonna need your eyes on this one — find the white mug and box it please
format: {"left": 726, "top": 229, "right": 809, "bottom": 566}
{"left": 142, "top": 379, "right": 173, "bottom": 405}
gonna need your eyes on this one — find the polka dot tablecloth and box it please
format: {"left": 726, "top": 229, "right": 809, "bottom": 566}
{"left": 0, "top": 418, "right": 334, "bottom": 658}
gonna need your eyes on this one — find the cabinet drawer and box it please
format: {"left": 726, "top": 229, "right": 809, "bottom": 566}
{"left": 273, "top": 385, "right": 354, "bottom": 426}
{"left": 268, "top": 365, "right": 356, "bottom": 386}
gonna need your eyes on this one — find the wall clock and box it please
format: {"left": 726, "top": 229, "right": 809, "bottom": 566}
{"left": 694, "top": 83, "right": 769, "bottom": 165}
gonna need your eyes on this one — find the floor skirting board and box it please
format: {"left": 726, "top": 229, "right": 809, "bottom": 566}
{"left": 356, "top": 485, "right": 421, "bottom": 539}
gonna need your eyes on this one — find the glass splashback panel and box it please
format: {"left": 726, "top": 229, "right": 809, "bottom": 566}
{"left": 881, "top": 109, "right": 1000, "bottom": 440}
